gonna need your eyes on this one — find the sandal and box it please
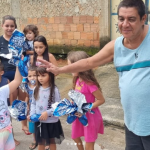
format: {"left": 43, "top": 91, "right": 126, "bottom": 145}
{"left": 45, "top": 146, "right": 50, "bottom": 150}
{"left": 29, "top": 142, "right": 38, "bottom": 150}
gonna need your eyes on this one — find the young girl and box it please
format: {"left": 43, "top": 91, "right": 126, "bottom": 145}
{"left": 0, "top": 67, "right": 22, "bottom": 150}
{"left": 67, "top": 51, "right": 105, "bottom": 150}
{"left": 25, "top": 66, "right": 37, "bottom": 150}
{"left": 23, "top": 24, "right": 39, "bottom": 55}
{"left": 21, "top": 24, "right": 39, "bottom": 135}
{"left": 30, "top": 35, "right": 57, "bottom": 68}
{"left": 29, "top": 67, "right": 64, "bottom": 150}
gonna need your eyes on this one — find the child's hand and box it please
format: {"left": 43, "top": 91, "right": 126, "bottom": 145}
{"left": 39, "top": 111, "right": 48, "bottom": 121}
{"left": 21, "top": 54, "right": 24, "bottom": 60}
{"left": 75, "top": 112, "right": 82, "bottom": 118}
{"left": 27, "top": 115, "right": 31, "bottom": 122}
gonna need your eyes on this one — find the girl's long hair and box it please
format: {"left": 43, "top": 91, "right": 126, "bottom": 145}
{"left": 33, "top": 35, "right": 49, "bottom": 66}
{"left": 34, "top": 67, "right": 55, "bottom": 104}
{"left": 67, "top": 51, "right": 101, "bottom": 90}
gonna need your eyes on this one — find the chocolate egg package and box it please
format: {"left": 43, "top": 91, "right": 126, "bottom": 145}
{"left": 8, "top": 100, "right": 27, "bottom": 121}
{"left": 53, "top": 90, "right": 94, "bottom": 126}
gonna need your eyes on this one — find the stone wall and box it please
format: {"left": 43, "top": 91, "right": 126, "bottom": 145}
{"left": 0, "top": 0, "right": 110, "bottom": 51}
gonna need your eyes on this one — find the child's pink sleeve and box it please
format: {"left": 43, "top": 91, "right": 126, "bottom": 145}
{"left": 87, "top": 84, "right": 99, "bottom": 93}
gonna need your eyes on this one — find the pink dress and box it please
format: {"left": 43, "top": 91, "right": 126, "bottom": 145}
{"left": 71, "top": 79, "right": 104, "bottom": 142}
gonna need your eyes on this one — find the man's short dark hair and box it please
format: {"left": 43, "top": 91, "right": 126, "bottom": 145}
{"left": 117, "top": 0, "right": 146, "bottom": 19}
{"left": 0, "top": 63, "right": 4, "bottom": 71}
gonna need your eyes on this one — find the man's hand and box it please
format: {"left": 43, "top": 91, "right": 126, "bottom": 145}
{"left": 37, "top": 58, "right": 60, "bottom": 75}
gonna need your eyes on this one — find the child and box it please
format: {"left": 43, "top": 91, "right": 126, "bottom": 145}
{"left": 23, "top": 24, "right": 39, "bottom": 56}
{"left": 25, "top": 66, "right": 37, "bottom": 150}
{"left": 67, "top": 51, "right": 105, "bottom": 150}
{"left": 21, "top": 24, "right": 39, "bottom": 135}
{"left": 30, "top": 35, "right": 57, "bottom": 67}
{"left": 30, "top": 35, "right": 58, "bottom": 150}
{"left": 29, "top": 67, "right": 64, "bottom": 150}
{"left": 0, "top": 63, "right": 13, "bottom": 106}
{"left": 0, "top": 67, "right": 22, "bottom": 150}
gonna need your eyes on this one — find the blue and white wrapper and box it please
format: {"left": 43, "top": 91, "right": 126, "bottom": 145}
{"left": 19, "top": 77, "right": 29, "bottom": 93}
{"left": 53, "top": 90, "right": 94, "bottom": 126}
{"left": 68, "top": 90, "right": 86, "bottom": 114}
{"left": 8, "top": 100, "right": 27, "bottom": 121}
{"left": 8, "top": 29, "right": 25, "bottom": 66}
{"left": 30, "top": 114, "right": 41, "bottom": 122}
{"left": 53, "top": 98, "right": 77, "bottom": 117}
{"left": 18, "top": 55, "right": 29, "bottom": 77}
{"left": 23, "top": 40, "right": 32, "bottom": 52}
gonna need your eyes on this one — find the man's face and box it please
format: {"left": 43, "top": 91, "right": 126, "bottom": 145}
{"left": 118, "top": 7, "right": 146, "bottom": 39}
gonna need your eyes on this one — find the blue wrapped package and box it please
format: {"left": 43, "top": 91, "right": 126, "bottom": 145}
{"left": 82, "top": 103, "right": 94, "bottom": 114}
{"left": 19, "top": 77, "right": 29, "bottom": 93}
{"left": 30, "top": 114, "right": 41, "bottom": 122}
{"left": 68, "top": 89, "right": 86, "bottom": 114}
{"left": 23, "top": 40, "right": 32, "bottom": 52}
{"left": 8, "top": 29, "right": 25, "bottom": 66}
{"left": 18, "top": 55, "right": 29, "bottom": 77}
{"left": 8, "top": 100, "right": 27, "bottom": 121}
{"left": 53, "top": 90, "right": 95, "bottom": 126}
{"left": 66, "top": 113, "right": 77, "bottom": 124}
{"left": 78, "top": 115, "right": 88, "bottom": 126}
{"left": 53, "top": 98, "right": 77, "bottom": 117}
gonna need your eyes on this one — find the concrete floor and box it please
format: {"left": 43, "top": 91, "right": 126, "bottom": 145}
{"left": 12, "top": 117, "right": 125, "bottom": 150}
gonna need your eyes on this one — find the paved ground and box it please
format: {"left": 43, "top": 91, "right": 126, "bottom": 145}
{"left": 12, "top": 117, "right": 125, "bottom": 150}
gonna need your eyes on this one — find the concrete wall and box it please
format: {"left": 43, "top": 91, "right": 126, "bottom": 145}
{"left": 0, "top": 0, "right": 110, "bottom": 49}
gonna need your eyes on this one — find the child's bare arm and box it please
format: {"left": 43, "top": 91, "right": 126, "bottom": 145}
{"left": 9, "top": 93, "right": 13, "bottom": 105}
{"left": 30, "top": 55, "right": 33, "bottom": 65}
{"left": 9, "top": 67, "right": 22, "bottom": 94}
{"left": 49, "top": 53, "right": 57, "bottom": 66}
{"left": 25, "top": 93, "right": 29, "bottom": 104}
{"left": 7, "top": 80, "right": 14, "bottom": 105}
{"left": 26, "top": 51, "right": 34, "bottom": 55}
{"left": 92, "top": 89, "right": 105, "bottom": 109}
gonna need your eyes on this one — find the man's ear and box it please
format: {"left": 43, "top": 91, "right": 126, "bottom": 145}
{"left": 0, "top": 70, "right": 4, "bottom": 76}
{"left": 142, "top": 14, "right": 147, "bottom": 24}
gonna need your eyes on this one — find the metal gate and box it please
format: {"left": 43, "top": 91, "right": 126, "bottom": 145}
{"left": 110, "top": 0, "right": 149, "bottom": 40}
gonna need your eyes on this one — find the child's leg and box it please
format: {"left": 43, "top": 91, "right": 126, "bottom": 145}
{"left": 22, "top": 119, "right": 30, "bottom": 134}
{"left": 49, "top": 144, "right": 56, "bottom": 150}
{"left": 29, "top": 133, "right": 37, "bottom": 149}
{"left": 10, "top": 117, "right": 20, "bottom": 146}
{"left": 18, "top": 88, "right": 26, "bottom": 101}
{"left": 73, "top": 137, "right": 84, "bottom": 150}
{"left": 38, "top": 144, "right": 45, "bottom": 150}
{"left": 45, "top": 145, "right": 50, "bottom": 150}
{"left": 0, "top": 130, "right": 15, "bottom": 150}
{"left": 19, "top": 89, "right": 30, "bottom": 135}
{"left": 85, "top": 142, "right": 95, "bottom": 150}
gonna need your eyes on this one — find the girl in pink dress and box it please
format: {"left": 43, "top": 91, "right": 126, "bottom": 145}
{"left": 67, "top": 51, "right": 105, "bottom": 150}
